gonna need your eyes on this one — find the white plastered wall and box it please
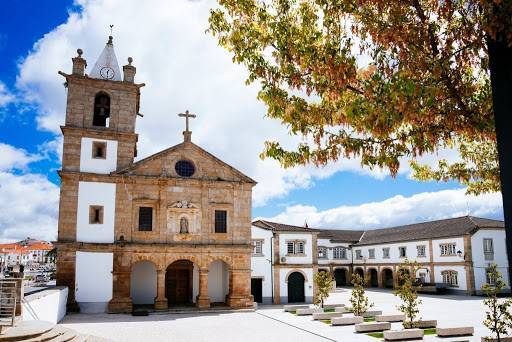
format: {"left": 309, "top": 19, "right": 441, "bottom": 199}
{"left": 317, "top": 238, "right": 352, "bottom": 265}
{"left": 471, "top": 229, "right": 510, "bottom": 292}
{"left": 279, "top": 233, "right": 313, "bottom": 264}
{"left": 131, "top": 261, "right": 157, "bottom": 305}
{"left": 75, "top": 251, "right": 113, "bottom": 313}
{"left": 353, "top": 240, "right": 431, "bottom": 265}
{"left": 432, "top": 237, "right": 465, "bottom": 262}
{"left": 76, "top": 181, "right": 116, "bottom": 243}
{"left": 279, "top": 267, "right": 314, "bottom": 303}
{"left": 208, "top": 260, "right": 229, "bottom": 302}
{"left": 80, "top": 137, "right": 118, "bottom": 173}
{"left": 434, "top": 265, "right": 467, "bottom": 291}
{"left": 251, "top": 226, "right": 273, "bottom": 302}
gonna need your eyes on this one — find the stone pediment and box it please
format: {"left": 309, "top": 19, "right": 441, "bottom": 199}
{"left": 114, "top": 142, "right": 256, "bottom": 184}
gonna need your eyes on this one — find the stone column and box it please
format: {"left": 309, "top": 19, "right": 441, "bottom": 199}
{"left": 273, "top": 265, "right": 281, "bottom": 304}
{"left": 464, "top": 235, "right": 476, "bottom": 295}
{"left": 108, "top": 270, "right": 132, "bottom": 313}
{"left": 377, "top": 267, "right": 384, "bottom": 288}
{"left": 227, "top": 269, "right": 253, "bottom": 308}
{"left": 196, "top": 268, "right": 210, "bottom": 308}
{"left": 154, "top": 269, "right": 167, "bottom": 310}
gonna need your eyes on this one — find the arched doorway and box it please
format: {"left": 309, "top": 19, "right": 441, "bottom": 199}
{"left": 382, "top": 269, "right": 394, "bottom": 288}
{"left": 287, "top": 272, "right": 305, "bottom": 303}
{"left": 208, "top": 260, "right": 229, "bottom": 304}
{"left": 131, "top": 261, "right": 157, "bottom": 306}
{"left": 166, "top": 260, "right": 196, "bottom": 306}
{"left": 354, "top": 268, "right": 365, "bottom": 282}
{"left": 368, "top": 269, "right": 378, "bottom": 287}
{"left": 398, "top": 268, "right": 411, "bottom": 286}
{"left": 334, "top": 268, "right": 347, "bottom": 287}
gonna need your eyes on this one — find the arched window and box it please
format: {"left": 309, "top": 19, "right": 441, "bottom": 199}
{"left": 441, "top": 270, "right": 458, "bottom": 287}
{"left": 93, "top": 92, "right": 111, "bottom": 127}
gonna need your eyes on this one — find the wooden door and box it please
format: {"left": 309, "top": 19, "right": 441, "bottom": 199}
{"left": 166, "top": 267, "right": 191, "bottom": 305}
{"left": 251, "top": 278, "right": 262, "bottom": 303}
{"left": 287, "top": 272, "right": 305, "bottom": 303}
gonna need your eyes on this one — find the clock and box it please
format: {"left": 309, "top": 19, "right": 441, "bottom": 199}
{"left": 100, "top": 66, "right": 115, "bottom": 80}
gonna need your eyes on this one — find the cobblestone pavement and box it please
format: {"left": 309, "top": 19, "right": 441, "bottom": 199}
{"left": 60, "top": 288, "right": 492, "bottom": 341}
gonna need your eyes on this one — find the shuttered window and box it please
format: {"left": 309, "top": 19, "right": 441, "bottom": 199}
{"left": 215, "top": 210, "right": 227, "bottom": 233}
{"left": 138, "top": 207, "right": 153, "bottom": 231}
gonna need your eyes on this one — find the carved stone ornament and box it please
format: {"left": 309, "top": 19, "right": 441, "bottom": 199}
{"left": 169, "top": 200, "right": 198, "bottom": 209}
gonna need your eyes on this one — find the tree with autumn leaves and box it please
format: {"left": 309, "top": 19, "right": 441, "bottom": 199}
{"left": 208, "top": 0, "right": 512, "bottom": 267}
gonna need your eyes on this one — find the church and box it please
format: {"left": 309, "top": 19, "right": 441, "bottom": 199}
{"left": 55, "top": 36, "right": 255, "bottom": 313}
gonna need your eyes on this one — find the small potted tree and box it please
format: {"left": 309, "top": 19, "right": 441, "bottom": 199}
{"left": 350, "top": 272, "right": 373, "bottom": 316}
{"left": 314, "top": 270, "right": 334, "bottom": 309}
{"left": 482, "top": 264, "right": 512, "bottom": 342}
{"left": 395, "top": 260, "right": 422, "bottom": 329}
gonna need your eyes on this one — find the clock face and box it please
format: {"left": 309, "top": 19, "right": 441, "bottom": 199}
{"left": 100, "top": 66, "right": 115, "bottom": 80}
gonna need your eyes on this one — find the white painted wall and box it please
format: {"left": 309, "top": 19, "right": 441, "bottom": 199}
{"left": 471, "top": 229, "right": 510, "bottom": 291}
{"left": 279, "top": 233, "right": 313, "bottom": 264}
{"left": 76, "top": 181, "right": 116, "bottom": 243}
{"left": 432, "top": 237, "right": 465, "bottom": 263}
{"left": 251, "top": 226, "right": 273, "bottom": 301}
{"left": 208, "top": 260, "right": 228, "bottom": 302}
{"left": 279, "top": 267, "right": 314, "bottom": 303}
{"left": 317, "top": 238, "right": 352, "bottom": 265}
{"left": 353, "top": 240, "right": 431, "bottom": 265}
{"left": 130, "top": 261, "right": 157, "bottom": 305}
{"left": 75, "top": 251, "right": 113, "bottom": 313}
{"left": 23, "top": 287, "right": 68, "bottom": 324}
{"left": 80, "top": 137, "right": 118, "bottom": 173}
{"left": 434, "top": 265, "right": 467, "bottom": 291}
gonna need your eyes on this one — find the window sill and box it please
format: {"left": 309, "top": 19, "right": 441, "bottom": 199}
{"left": 252, "top": 254, "right": 264, "bottom": 257}
{"left": 286, "top": 254, "right": 306, "bottom": 257}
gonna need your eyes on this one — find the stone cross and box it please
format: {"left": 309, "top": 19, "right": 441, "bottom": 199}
{"left": 178, "top": 110, "right": 196, "bottom": 133}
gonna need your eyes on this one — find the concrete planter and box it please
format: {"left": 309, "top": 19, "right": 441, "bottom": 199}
{"left": 355, "top": 322, "right": 391, "bottom": 333}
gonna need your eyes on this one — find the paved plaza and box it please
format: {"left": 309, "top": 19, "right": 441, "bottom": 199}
{"left": 59, "top": 288, "right": 495, "bottom": 341}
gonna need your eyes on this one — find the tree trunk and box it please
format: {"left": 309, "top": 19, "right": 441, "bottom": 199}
{"left": 488, "top": 33, "right": 512, "bottom": 287}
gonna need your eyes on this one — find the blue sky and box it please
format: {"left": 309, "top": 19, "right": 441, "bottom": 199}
{"left": 0, "top": 0, "right": 503, "bottom": 242}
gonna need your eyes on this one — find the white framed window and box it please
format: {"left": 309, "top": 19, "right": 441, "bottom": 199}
{"left": 441, "top": 270, "right": 458, "bottom": 287}
{"left": 440, "top": 243, "right": 456, "bottom": 256}
{"left": 399, "top": 246, "right": 407, "bottom": 258}
{"left": 485, "top": 266, "right": 496, "bottom": 285}
{"left": 333, "top": 247, "right": 346, "bottom": 259}
{"left": 355, "top": 250, "right": 362, "bottom": 260}
{"left": 382, "top": 247, "right": 390, "bottom": 258}
{"left": 483, "top": 239, "right": 494, "bottom": 260}
{"left": 417, "top": 245, "right": 426, "bottom": 257}
{"left": 318, "top": 247, "right": 328, "bottom": 259}
{"left": 252, "top": 240, "right": 263, "bottom": 256}
{"left": 368, "top": 249, "right": 375, "bottom": 259}
{"left": 286, "top": 240, "right": 305, "bottom": 255}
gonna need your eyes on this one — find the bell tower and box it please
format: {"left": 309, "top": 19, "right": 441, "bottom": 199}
{"left": 58, "top": 35, "right": 145, "bottom": 173}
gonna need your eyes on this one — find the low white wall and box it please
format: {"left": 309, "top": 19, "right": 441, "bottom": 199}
{"left": 22, "top": 287, "right": 68, "bottom": 324}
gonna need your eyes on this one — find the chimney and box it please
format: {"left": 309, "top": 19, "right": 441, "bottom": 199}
{"left": 123, "top": 57, "right": 136, "bottom": 83}
{"left": 72, "top": 49, "right": 87, "bottom": 76}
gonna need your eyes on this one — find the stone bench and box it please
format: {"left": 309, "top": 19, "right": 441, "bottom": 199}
{"left": 284, "top": 305, "right": 310, "bottom": 312}
{"left": 417, "top": 320, "right": 437, "bottom": 328}
{"left": 383, "top": 329, "right": 424, "bottom": 341}
{"left": 323, "top": 304, "right": 345, "bottom": 310}
{"left": 355, "top": 322, "right": 392, "bottom": 333}
{"left": 376, "top": 314, "right": 405, "bottom": 322}
{"left": 296, "top": 308, "right": 322, "bottom": 316}
{"left": 312, "top": 312, "right": 343, "bottom": 320}
{"left": 331, "top": 316, "right": 364, "bottom": 326}
{"left": 360, "top": 310, "right": 383, "bottom": 318}
{"left": 334, "top": 306, "right": 349, "bottom": 313}
{"left": 436, "top": 327, "right": 474, "bottom": 337}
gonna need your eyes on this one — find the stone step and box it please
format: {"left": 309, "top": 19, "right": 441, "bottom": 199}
{"left": 296, "top": 308, "right": 322, "bottom": 316}
{"left": 283, "top": 305, "right": 310, "bottom": 312}
{"left": 0, "top": 321, "right": 54, "bottom": 341}
{"left": 383, "top": 328, "right": 424, "bottom": 341}
{"left": 312, "top": 312, "right": 343, "bottom": 320}
{"left": 355, "top": 322, "right": 391, "bottom": 333}
{"left": 375, "top": 314, "right": 405, "bottom": 322}
{"left": 22, "top": 326, "right": 75, "bottom": 342}
{"left": 436, "top": 326, "right": 474, "bottom": 337}
{"left": 331, "top": 316, "right": 364, "bottom": 326}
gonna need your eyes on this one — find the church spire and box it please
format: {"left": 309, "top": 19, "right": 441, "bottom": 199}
{"left": 89, "top": 31, "right": 122, "bottom": 81}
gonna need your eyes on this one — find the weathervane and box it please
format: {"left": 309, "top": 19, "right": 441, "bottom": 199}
{"left": 109, "top": 24, "right": 114, "bottom": 36}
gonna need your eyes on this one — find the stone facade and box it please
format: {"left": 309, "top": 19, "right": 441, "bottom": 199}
{"left": 56, "top": 39, "right": 255, "bottom": 313}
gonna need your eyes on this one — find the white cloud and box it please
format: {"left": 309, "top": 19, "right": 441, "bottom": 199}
{"left": 263, "top": 189, "right": 503, "bottom": 229}
{"left": 13, "top": 0, "right": 461, "bottom": 207}
{"left": 0, "top": 143, "right": 41, "bottom": 172}
{"left": 0, "top": 172, "right": 59, "bottom": 242}
{"left": 0, "top": 81, "right": 14, "bottom": 108}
